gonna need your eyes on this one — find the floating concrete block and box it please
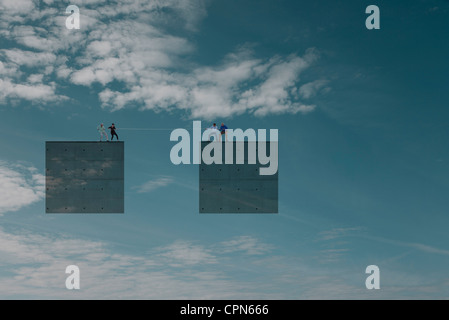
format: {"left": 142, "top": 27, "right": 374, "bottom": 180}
{"left": 199, "top": 141, "right": 278, "bottom": 213}
{"left": 46, "top": 141, "right": 124, "bottom": 213}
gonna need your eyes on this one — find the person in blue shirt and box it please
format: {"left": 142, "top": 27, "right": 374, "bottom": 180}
{"left": 219, "top": 123, "right": 228, "bottom": 142}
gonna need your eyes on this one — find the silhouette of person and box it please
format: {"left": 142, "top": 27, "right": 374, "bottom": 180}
{"left": 109, "top": 123, "right": 119, "bottom": 141}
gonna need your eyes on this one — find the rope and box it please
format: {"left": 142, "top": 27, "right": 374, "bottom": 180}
{"left": 111, "top": 126, "right": 224, "bottom": 131}
{"left": 115, "top": 127, "right": 203, "bottom": 131}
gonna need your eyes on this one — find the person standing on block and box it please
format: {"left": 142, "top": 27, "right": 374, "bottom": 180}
{"left": 219, "top": 123, "right": 228, "bottom": 142}
{"left": 109, "top": 123, "right": 119, "bottom": 141}
{"left": 97, "top": 123, "right": 109, "bottom": 141}
{"left": 208, "top": 123, "right": 219, "bottom": 141}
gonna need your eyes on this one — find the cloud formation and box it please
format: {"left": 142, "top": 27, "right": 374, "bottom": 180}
{"left": 154, "top": 241, "right": 218, "bottom": 266}
{"left": 0, "top": 224, "right": 445, "bottom": 299}
{"left": 299, "top": 79, "right": 329, "bottom": 99}
{"left": 133, "top": 176, "right": 174, "bottom": 193}
{"left": 219, "top": 236, "right": 274, "bottom": 255}
{"left": 0, "top": 161, "right": 44, "bottom": 215}
{"left": 0, "top": 0, "right": 327, "bottom": 118}
{"left": 0, "top": 227, "right": 274, "bottom": 299}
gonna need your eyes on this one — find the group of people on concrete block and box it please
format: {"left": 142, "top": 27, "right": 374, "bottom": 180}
{"left": 97, "top": 123, "right": 119, "bottom": 142}
{"left": 207, "top": 122, "right": 228, "bottom": 141}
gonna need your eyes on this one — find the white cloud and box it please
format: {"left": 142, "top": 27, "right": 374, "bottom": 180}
{"left": 316, "top": 227, "right": 363, "bottom": 263}
{"left": 0, "top": 0, "right": 327, "bottom": 118}
{"left": 0, "top": 228, "right": 272, "bottom": 299}
{"left": 70, "top": 67, "right": 97, "bottom": 85}
{"left": 0, "top": 78, "right": 63, "bottom": 103}
{"left": 241, "top": 52, "right": 319, "bottom": 117}
{"left": 155, "top": 241, "right": 218, "bottom": 266}
{"left": 0, "top": 226, "right": 446, "bottom": 299}
{"left": 133, "top": 176, "right": 174, "bottom": 193}
{"left": 1, "top": 49, "right": 57, "bottom": 67}
{"left": 99, "top": 48, "right": 320, "bottom": 119}
{"left": 0, "top": 34, "right": 69, "bottom": 103}
{"left": 27, "top": 74, "right": 44, "bottom": 83}
{"left": 0, "top": 61, "right": 17, "bottom": 76}
{"left": 299, "top": 79, "right": 329, "bottom": 99}
{"left": 219, "top": 236, "right": 274, "bottom": 255}
{"left": 0, "top": 0, "right": 34, "bottom": 14}
{"left": 0, "top": 161, "right": 45, "bottom": 215}
{"left": 86, "top": 40, "right": 112, "bottom": 57}
{"left": 318, "top": 227, "right": 362, "bottom": 241}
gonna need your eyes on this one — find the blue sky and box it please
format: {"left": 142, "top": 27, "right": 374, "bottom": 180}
{"left": 0, "top": 0, "right": 449, "bottom": 299}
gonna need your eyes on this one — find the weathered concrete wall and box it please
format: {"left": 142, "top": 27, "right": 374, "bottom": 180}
{"left": 199, "top": 141, "right": 278, "bottom": 213}
{"left": 46, "top": 141, "right": 124, "bottom": 213}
